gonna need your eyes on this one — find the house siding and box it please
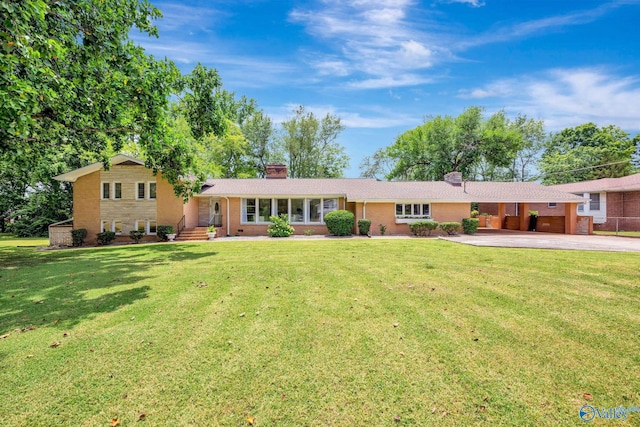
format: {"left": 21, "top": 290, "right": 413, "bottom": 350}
{"left": 596, "top": 190, "right": 640, "bottom": 231}
{"left": 156, "top": 172, "right": 186, "bottom": 232}
{"left": 73, "top": 171, "right": 101, "bottom": 245}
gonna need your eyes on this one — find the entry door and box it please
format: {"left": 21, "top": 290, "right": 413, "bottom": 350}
{"left": 210, "top": 198, "right": 222, "bottom": 226}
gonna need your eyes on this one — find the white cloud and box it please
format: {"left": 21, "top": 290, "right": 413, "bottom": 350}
{"left": 459, "top": 68, "right": 640, "bottom": 131}
{"left": 442, "top": 0, "right": 485, "bottom": 7}
{"left": 266, "top": 103, "right": 420, "bottom": 129}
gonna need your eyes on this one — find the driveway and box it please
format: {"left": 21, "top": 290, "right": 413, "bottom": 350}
{"left": 439, "top": 229, "right": 640, "bottom": 253}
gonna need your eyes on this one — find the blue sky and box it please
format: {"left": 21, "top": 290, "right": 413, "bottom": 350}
{"left": 134, "top": 0, "right": 640, "bottom": 177}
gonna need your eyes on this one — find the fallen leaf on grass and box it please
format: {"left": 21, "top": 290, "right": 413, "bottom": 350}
{"left": 239, "top": 312, "right": 245, "bottom": 317}
{"left": 21, "top": 325, "right": 37, "bottom": 332}
{"left": 393, "top": 415, "right": 401, "bottom": 422}
{"left": 1, "top": 333, "right": 10, "bottom": 339}
{"left": 63, "top": 333, "right": 69, "bottom": 337}
{"left": 35, "top": 301, "right": 43, "bottom": 304}
{"left": 138, "top": 413, "right": 146, "bottom": 421}
{"left": 50, "top": 341, "right": 61, "bottom": 348}
{"left": 246, "top": 416, "right": 255, "bottom": 425}
{"left": 393, "top": 323, "right": 399, "bottom": 328}
{"left": 110, "top": 418, "right": 120, "bottom": 426}
{"left": 583, "top": 393, "right": 593, "bottom": 400}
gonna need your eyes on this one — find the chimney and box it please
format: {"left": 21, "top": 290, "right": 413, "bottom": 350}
{"left": 444, "top": 171, "right": 462, "bottom": 186}
{"left": 266, "top": 164, "right": 288, "bottom": 179}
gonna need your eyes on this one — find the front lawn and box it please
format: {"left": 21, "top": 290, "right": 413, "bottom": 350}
{"left": 1, "top": 238, "right": 638, "bottom": 426}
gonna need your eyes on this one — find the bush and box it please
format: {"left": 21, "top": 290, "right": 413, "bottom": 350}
{"left": 303, "top": 229, "right": 314, "bottom": 236}
{"left": 470, "top": 210, "right": 479, "bottom": 218}
{"left": 357, "top": 219, "right": 371, "bottom": 235}
{"left": 70, "top": 228, "right": 87, "bottom": 247}
{"left": 379, "top": 224, "right": 387, "bottom": 235}
{"left": 439, "top": 222, "right": 461, "bottom": 235}
{"left": 97, "top": 231, "right": 116, "bottom": 245}
{"left": 462, "top": 218, "right": 479, "bottom": 235}
{"left": 157, "top": 225, "right": 173, "bottom": 241}
{"left": 129, "top": 230, "right": 144, "bottom": 243}
{"left": 268, "top": 214, "right": 294, "bottom": 237}
{"left": 409, "top": 220, "right": 439, "bottom": 236}
{"left": 324, "top": 210, "right": 355, "bottom": 236}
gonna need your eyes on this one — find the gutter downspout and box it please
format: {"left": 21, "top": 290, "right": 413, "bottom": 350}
{"left": 224, "top": 196, "right": 230, "bottom": 236}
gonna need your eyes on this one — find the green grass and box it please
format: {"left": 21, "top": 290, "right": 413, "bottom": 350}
{"left": 1, "top": 237, "right": 639, "bottom": 426}
{"left": 594, "top": 230, "right": 640, "bottom": 237}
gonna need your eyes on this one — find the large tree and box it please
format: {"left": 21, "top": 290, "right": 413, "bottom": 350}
{"left": 371, "top": 106, "right": 525, "bottom": 181}
{"left": 538, "top": 123, "right": 637, "bottom": 184}
{"left": 278, "top": 106, "right": 349, "bottom": 178}
{"left": 0, "top": 0, "right": 200, "bottom": 197}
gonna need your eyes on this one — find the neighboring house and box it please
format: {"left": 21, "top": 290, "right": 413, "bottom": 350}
{"left": 546, "top": 174, "right": 640, "bottom": 232}
{"left": 53, "top": 155, "right": 588, "bottom": 244}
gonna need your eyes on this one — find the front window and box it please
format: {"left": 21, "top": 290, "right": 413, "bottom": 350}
{"left": 136, "top": 220, "right": 146, "bottom": 233}
{"left": 101, "top": 220, "right": 110, "bottom": 232}
{"left": 589, "top": 193, "right": 601, "bottom": 211}
{"left": 395, "top": 203, "right": 431, "bottom": 219}
{"left": 113, "top": 220, "right": 122, "bottom": 235}
{"left": 241, "top": 197, "right": 339, "bottom": 224}
{"left": 114, "top": 183, "right": 122, "bottom": 199}
{"left": 149, "top": 182, "right": 157, "bottom": 200}
{"left": 137, "top": 182, "right": 145, "bottom": 199}
{"left": 102, "top": 183, "right": 110, "bottom": 199}
{"left": 148, "top": 220, "right": 157, "bottom": 234}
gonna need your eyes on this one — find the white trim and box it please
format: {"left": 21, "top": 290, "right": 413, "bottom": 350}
{"left": 135, "top": 182, "right": 146, "bottom": 200}
{"left": 240, "top": 197, "right": 338, "bottom": 225}
{"left": 113, "top": 182, "right": 122, "bottom": 200}
{"left": 101, "top": 182, "right": 110, "bottom": 200}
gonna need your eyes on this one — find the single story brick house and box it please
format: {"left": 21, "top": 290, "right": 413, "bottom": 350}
{"left": 52, "top": 155, "right": 588, "bottom": 244}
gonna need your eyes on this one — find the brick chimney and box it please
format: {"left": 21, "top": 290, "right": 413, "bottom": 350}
{"left": 266, "top": 164, "right": 288, "bottom": 179}
{"left": 444, "top": 171, "right": 462, "bottom": 186}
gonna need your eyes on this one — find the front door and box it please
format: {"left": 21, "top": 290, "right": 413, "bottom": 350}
{"left": 210, "top": 198, "right": 222, "bottom": 227}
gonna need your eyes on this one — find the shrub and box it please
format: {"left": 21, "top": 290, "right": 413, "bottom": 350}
{"left": 268, "top": 214, "right": 294, "bottom": 237}
{"left": 528, "top": 210, "right": 539, "bottom": 216}
{"left": 206, "top": 225, "right": 217, "bottom": 233}
{"left": 324, "top": 210, "right": 355, "bottom": 236}
{"left": 409, "top": 220, "right": 439, "bottom": 236}
{"left": 439, "top": 222, "right": 461, "bottom": 235}
{"left": 357, "top": 219, "right": 371, "bottom": 235}
{"left": 470, "top": 210, "right": 479, "bottom": 218}
{"left": 157, "top": 225, "right": 173, "bottom": 241}
{"left": 303, "top": 229, "right": 314, "bottom": 236}
{"left": 70, "top": 229, "right": 87, "bottom": 247}
{"left": 379, "top": 224, "right": 387, "bottom": 235}
{"left": 97, "top": 231, "right": 116, "bottom": 245}
{"left": 462, "top": 218, "right": 479, "bottom": 235}
{"left": 129, "top": 230, "right": 145, "bottom": 243}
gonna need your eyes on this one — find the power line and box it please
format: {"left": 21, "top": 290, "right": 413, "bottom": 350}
{"left": 527, "top": 160, "right": 632, "bottom": 182}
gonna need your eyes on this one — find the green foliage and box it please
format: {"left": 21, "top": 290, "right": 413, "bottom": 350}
{"left": 206, "top": 225, "right": 217, "bottom": 233}
{"left": 129, "top": 230, "right": 144, "bottom": 244}
{"left": 279, "top": 106, "right": 349, "bottom": 178}
{"left": 71, "top": 229, "right": 87, "bottom": 247}
{"left": 303, "top": 229, "right": 314, "bottom": 236}
{"left": 379, "top": 224, "right": 387, "bottom": 235}
{"left": 470, "top": 210, "right": 479, "bottom": 218}
{"left": 96, "top": 231, "right": 116, "bottom": 246}
{"left": 528, "top": 210, "right": 539, "bottom": 217}
{"left": 409, "top": 221, "right": 439, "bottom": 236}
{"left": 357, "top": 219, "right": 372, "bottom": 235}
{"left": 439, "top": 222, "right": 461, "bottom": 235}
{"left": 156, "top": 225, "right": 174, "bottom": 241}
{"left": 324, "top": 210, "right": 355, "bottom": 236}
{"left": 365, "top": 107, "right": 543, "bottom": 182}
{"left": 267, "top": 214, "right": 294, "bottom": 237}
{"left": 462, "top": 218, "right": 479, "bottom": 235}
{"left": 11, "top": 182, "right": 72, "bottom": 237}
{"left": 539, "top": 123, "right": 636, "bottom": 184}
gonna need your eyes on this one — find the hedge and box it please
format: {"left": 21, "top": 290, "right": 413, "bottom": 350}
{"left": 324, "top": 210, "right": 355, "bottom": 236}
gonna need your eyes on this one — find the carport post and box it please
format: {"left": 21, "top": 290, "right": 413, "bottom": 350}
{"left": 519, "top": 203, "right": 529, "bottom": 231}
{"left": 497, "top": 203, "right": 507, "bottom": 229}
{"left": 564, "top": 203, "right": 578, "bottom": 234}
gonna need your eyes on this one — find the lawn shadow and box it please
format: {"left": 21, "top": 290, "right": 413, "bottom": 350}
{"left": 0, "top": 244, "right": 218, "bottom": 336}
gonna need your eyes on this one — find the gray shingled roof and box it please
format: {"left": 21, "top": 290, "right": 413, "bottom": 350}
{"left": 200, "top": 178, "right": 586, "bottom": 203}
{"left": 550, "top": 173, "right": 640, "bottom": 193}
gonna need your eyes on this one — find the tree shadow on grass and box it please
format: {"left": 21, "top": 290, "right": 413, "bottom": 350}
{"left": 0, "top": 244, "right": 218, "bottom": 337}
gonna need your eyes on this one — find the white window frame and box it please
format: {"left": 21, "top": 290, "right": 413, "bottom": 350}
{"left": 101, "top": 220, "right": 122, "bottom": 235}
{"left": 589, "top": 193, "right": 601, "bottom": 211}
{"left": 548, "top": 202, "right": 557, "bottom": 208}
{"left": 135, "top": 220, "right": 157, "bottom": 235}
{"left": 149, "top": 182, "right": 157, "bottom": 200}
{"left": 101, "top": 182, "right": 110, "bottom": 200}
{"left": 241, "top": 197, "right": 338, "bottom": 225}
{"left": 113, "top": 182, "right": 122, "bottom": 200}
{"left": 136, "top": 182, "right": 146, "bottom": 200}
{"left": 395, "top": 202, "right": 431, "bottom": 223}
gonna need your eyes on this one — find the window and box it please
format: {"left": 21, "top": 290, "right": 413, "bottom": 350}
{"left": 135, "top": 220, "right": 157, "bottom": 234}
{"left": 258, "top": 199, "right": 272, "bottom": 222}
{"left": 114, "top": 183, "right": 122, "bottom": 199}
{"left": 102, "top": 182, "right": 110, "bottom": 199}
{"left": 548, "top": 202, "right": 557, "bottom": 208}
{"left": 395, "top": 203, "right": 431, "bottom": 218}
{"left": 149, "top": 182, "right": 157, "bottom": 199}
{"left": 578, "top": 204, "right": 584, "bottom": 212}
{"left": 101, "top": 220, "right": 122, "bottom": 234}
{"left": 291, "top": 199, "right": 304, "bottom": 223}
{"left": 136, "top": 182, "right": 145, "bottom": 199}
{"left": 589, "top": 193, "right": 601, "bottom": 211}
{"left": 241, "top": 198, "right": 338, "bottom": 224}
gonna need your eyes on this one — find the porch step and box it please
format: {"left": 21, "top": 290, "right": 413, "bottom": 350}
{"left": 175, "top": 227, "right": 210, "bottom": 242}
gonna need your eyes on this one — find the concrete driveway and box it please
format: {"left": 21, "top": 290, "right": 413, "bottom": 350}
{"left": 439, "top": 229, "right": 640, "bottom": 252}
